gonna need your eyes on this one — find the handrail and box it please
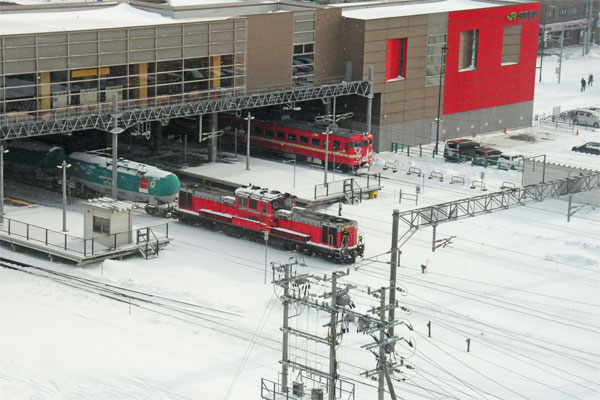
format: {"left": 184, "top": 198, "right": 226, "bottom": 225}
{"left": 0, "top": 217, "right": 168, "bottom": 257}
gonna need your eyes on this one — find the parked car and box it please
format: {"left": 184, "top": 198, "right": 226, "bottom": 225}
{"left": 572, "top": 142, "right": 600, "bottom": 155}
{"left": 444, "top": 139, "right": 480, "bottom": 162}
{"left": 571, "top": 109, "right": 600, "bottom": 128}
{"left": 497, "top": 153, "right": 524, "bottom": 170}
{"left": 472, "top": 147, "right": 502, "bottom": 166}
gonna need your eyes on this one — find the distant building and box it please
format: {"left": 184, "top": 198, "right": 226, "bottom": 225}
{"left": 539, "top": 0, "right": 598, "bottom": 48}
{"left": 0, "top": 0, "right": 541, "bottom": 151}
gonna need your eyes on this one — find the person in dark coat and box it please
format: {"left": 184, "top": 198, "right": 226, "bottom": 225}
{"left": 581, "top": 78, "right": 586, "bottom": 92}
{"left": 588, "top": 74, "right": 594, "bottom": 87}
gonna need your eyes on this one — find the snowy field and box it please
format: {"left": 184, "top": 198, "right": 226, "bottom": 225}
{"left": 1, "top": 44, "right": 599, "bottom": 400}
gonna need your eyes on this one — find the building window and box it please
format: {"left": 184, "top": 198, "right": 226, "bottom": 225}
{"left": 502, "top": 25, "right": 521, "bottom": 65}
{"left": 426, "top": 33, "right": 447, "bottom": 86}
{"left": 385, "top": 38, "right": 407, "bottom": 81}
{"left": 559, "top": 8, "right": 568, "bottom": 17}
{"left": 546, "top": 9, "right": 555, "bottom": 19}
{"left": 571, "top": 7, "right": 579, "bottom": 16}
{"left": 292, "top": 11, "right": 315, "bottom": 87}
{"left": 459, "top": 30, "right": 479, "bottom": 71}
{"left": 93, "top": 216, "right": 110, "bottom": 234}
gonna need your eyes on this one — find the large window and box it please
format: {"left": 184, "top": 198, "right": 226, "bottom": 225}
{"left": 426, "top": 33, "right": 447, "bottom": 87}
{"left": 571, "top": 7, "right": 579, "bottom": 16}
{"left": 501, "top": 25, "right": 521, "bottom": 65}
{"left": 559, "top": 8, "right": 568, "bottom": 17}
{"left": 459, "top": 30, "right": 479, "bottom": 71}
{"left": 292, "top": 11, "right": 315, "bottom": 87}
{"left": 385, "top": 38, "right": 407, "bottom": 81}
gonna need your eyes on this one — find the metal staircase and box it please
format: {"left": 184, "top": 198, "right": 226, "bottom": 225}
{"left": 137, "top": 228, "right": 159, "bottom": 259}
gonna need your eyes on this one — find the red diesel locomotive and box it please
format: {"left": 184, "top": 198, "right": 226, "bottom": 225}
{"left": 176, "top": 184, "right": 365, "bottom": 263}
{"left": 222, "top": 117, "right": 374, "bottom": 171}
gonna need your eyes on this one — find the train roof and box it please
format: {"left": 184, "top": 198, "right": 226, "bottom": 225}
{"left": 257, "top": 119, "right": 368, "bottom": 139}
{"left": 292, "top": 207, "right": 358, "bottom": 227}
{"left": 7, "top": 139, "right": 64, "bottom": 153}
{"left": 235, "top": 185, "right": 291, "bottom": 202}
{"left": 68, "top": 152, "right": 173, "bottom": 179}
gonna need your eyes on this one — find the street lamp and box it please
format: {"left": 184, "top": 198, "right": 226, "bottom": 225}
{"left": 57, "top": 160, "right": 72, "bottom": 232}
{"left": 435, "top": 45, "right": 448, "bottom": 155}
{"left": 244, "top": 112, "right": 255, "bottom": 170}
{"left": 0, "top": 145, "right": 9, "bottom": 225}
{"left": 283, "top": 158, "right": 296, "bottom": 189}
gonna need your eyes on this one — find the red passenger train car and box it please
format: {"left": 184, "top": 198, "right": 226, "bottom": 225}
{"left": 222, "top": 117, "right": 374, "bottom": 171}
{"left": 176, "top": 184, "right": 365, "bottom": 263}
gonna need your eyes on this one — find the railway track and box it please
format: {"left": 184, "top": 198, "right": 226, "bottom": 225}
{"left": 0, "top": 256, "right": 241, "bottom": 324}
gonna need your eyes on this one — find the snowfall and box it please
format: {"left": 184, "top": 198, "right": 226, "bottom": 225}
{"left": 1, "top": 42, "right": 599, "bottom": 400}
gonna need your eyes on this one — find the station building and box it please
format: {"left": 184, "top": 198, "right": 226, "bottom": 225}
{"left": 0, "top": 0, "right": 540, "bottom": 152}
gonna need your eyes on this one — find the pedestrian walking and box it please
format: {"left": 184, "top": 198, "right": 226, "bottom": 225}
{"left": 588, "top": 74, "right": 594, "bottom": 87}
{"left": 581, "top": 78, "right": 586, "bottom": 92}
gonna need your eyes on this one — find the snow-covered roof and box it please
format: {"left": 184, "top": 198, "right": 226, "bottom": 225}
{"left": 0, "top": 3, "right": 229, "bottom": 36}
{"left": 168, "top": 0, "right": 244, "bottom": 6}
{"left": 68, "top": 151, "right": 173, "bottom": 180}
{"left": 83, "top": 196, "right": 133, "bottom": 212}
{"left": 340, "top": 0, "right": 506, "bottom": 20}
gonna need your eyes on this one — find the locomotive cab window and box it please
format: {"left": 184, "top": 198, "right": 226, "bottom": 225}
{"left": 277, "top": 131, "right": 285, "bottom": 139}
{"left": 352, "top": 141, "right": 361, "bottom": 148}
{"left": 249, "top": 198, "right": 258, "bottom": 209}
{"left": 345, "top": 143, "right": 348, "bottom": 151}
{"left": 288, "top": 133, "right": 297, "bottom": 142}
{"left": 238, "top": 196, "right": 248, "bottom": 207}
{"left": 333, "top": 140, "right": 340, "bottom": 150}
{"left": 363, "top": 140, "right": 368, "bottom": 147}
{"left": 179, "top": 191, "right": 192, "bottom": 209}
{"left": 311, "top": 138, "right": 320, "bottom": 146}
{"left": 265, "top": 129, "right": 274, "bottom": 137}
{"left": 299, "top": 136, "right": 308, "bottom": 144}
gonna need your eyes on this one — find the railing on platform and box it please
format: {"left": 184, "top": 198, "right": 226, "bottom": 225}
{"left": 313, "top": 173, "right": 380, "bottom": 201}
{"left": 0, "top": 217, "right": 169, "bottom": 258}
{"left": 260, "top": 374, "right": 355, "bottom": 400}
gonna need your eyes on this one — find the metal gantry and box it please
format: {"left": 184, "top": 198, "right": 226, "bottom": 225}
{"left": 0, "top": 80, "right": 372, "bottom": 140}
{"left": 397, "top": 171, "right": 600, "bottom": 229}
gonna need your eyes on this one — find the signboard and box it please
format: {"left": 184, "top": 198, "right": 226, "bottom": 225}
{"left": 541, "top": 19, "right": 588, "bottom": 33}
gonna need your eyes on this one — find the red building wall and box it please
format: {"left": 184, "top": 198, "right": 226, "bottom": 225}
{"left": 444, "top": 4, "right": 540, "bottom": 115}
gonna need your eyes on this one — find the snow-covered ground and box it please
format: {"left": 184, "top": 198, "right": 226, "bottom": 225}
{"left": 1, "top": 46, "right": 599, "bottom": 400}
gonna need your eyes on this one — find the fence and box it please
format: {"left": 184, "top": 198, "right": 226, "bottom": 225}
{"left": 0, "top": 217, "right": 169, "bottom": 258}
{"left": 314, "top": 173, "right": 381, "bottom": 200}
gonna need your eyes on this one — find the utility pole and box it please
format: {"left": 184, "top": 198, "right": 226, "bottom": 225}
{"left": 378, "top": 288, "right": 386, "bottom": 400}
{"left": 264, "top": 263, "right": 414, "bottom": 400}
{"left": 328, "top": 271, "right": 339, "bottom": 400}
{"left": 0, "top": 144, "right": 6, "bottom": 225}
{"left": 110, "top": 95, "right": 123, "bottom": 200}
{"left": 388, "top": 210, "right": 399, "bottom": 345}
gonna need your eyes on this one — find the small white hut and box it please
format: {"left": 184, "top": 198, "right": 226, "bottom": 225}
{"left": 83, "top": 197, "right": 133, "bottom": 248}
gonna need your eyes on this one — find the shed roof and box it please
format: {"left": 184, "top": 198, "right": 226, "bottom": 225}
{"left": 83, "top": 197, "right": 134, "bottom": 212}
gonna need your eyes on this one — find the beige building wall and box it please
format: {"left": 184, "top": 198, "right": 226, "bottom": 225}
{"left": 246, "top": 13, "right": 294, "bottom": 91}
{"left": 314, "top": 8, "right": 345, "bottom": 83}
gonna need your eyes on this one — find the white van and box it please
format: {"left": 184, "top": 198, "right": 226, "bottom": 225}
{"left": 572, "top": 109, "right": 600, "bottom": 128}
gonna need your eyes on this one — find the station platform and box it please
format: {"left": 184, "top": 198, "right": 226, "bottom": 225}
{"left": 0, "top": 210, "right": 170, "bottom": 265}
{"left": 173, "top": 153, "right": 382, "bottom": 207}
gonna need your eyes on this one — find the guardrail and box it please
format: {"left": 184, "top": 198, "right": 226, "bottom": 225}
{"left": 0, "top": 217, "right": 169, "bottom": 257}
{"left": 314, "top": 173, "right": 380, "bottom": 201}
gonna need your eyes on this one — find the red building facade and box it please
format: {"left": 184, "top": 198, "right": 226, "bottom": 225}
{"left": 444, "top": 4, "right": 541, "bottom": 114}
